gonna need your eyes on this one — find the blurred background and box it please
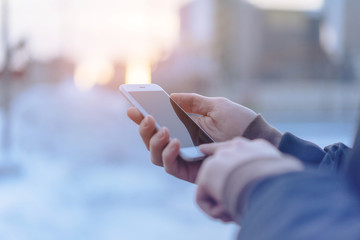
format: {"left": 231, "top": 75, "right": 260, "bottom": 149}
{"left": 0, "top": 0, "right": 359, "bottom": 239}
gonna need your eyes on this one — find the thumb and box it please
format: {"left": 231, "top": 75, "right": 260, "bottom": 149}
{"left": 199, "top": 142, "right": 229, "bottom": 155}
{"left": 170, "top": 93, "right": 214, "bottom": 115}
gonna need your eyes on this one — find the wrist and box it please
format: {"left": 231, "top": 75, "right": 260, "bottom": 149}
{"left": 243, "top": 115, "right": 282, "bottom": 147}
{"left": 222, "top": 155, "right": 303, "bottom": 222}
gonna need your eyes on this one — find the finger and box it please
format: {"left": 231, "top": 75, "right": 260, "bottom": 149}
{"left": 170, "top": 93, "right": 214, "bottom": 115}
{"left": 199, "top": 137, "right": 248, "bottom": 155}
{"left": 149, "top": 127, "right": 170, "bottom": 167}
{"left": 219, "top": 213, "right": 233, "bottom": 223}
{"left": 199, "top": 142, "right": 229, "bottom": 155}
{"left": 139, "top": 115, "right": 157, "bottom": 150}
{"left": 209, "top": 204, "right": 229, "bottom": 220}
{"left": 162, "top": 138, "right": 181, "bottom": 175}
{"left": 127, "top": 107, "right": 144, "bottom": 125}
{"left": 199, "top": 143, "right": 218, "bottom": 155}
{"left": 196, "top": 186, "right": 225, "bottom": 219}
{"left": 196, "top": 186, "right": 215, "bottom": 214}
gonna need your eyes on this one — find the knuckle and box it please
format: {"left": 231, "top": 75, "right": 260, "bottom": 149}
{"left": 164, "top": 166, "right": 172, "bottom": 174}
{"left": 149, "top": 130, "right": 165, "bottom": 148}
{"left": 138, "top": 123, "right": 148, "bottom": 136}
{"left": 215, "top": 97, "right": 228, "bottom": 104}
{"left": 205, "top": 155, "right": 221, "bottom": 168}
{"left": 163, "top": 158, "right": 175, "bottom": 175}
{"left": 254, "top": 138, "right": 269, "bottom": 146}
{"left": 231, "top": 137, "right": 243, "bottom": 146}
{"left": 149, "top": 135, "right": 158, "bottom": 149}
{"left": 161, "top": 149, "right": 167, "bottom": 160}
{"left": 161, "top": 150, "right": 170, "bottom": 167}
{"left": 150, "top": 156, "right": 162, "bottom": 166}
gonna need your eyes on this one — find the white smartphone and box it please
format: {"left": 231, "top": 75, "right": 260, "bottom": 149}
{"left": 120, "top": 84, "right": 215, "bottom": 162}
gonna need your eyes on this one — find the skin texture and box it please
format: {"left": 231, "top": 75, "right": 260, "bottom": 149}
{"left": 126, "top": 93, "right": 257, "bottom": 183}
{"left": 196, "top": 137, "right": 284, "bottom": 222}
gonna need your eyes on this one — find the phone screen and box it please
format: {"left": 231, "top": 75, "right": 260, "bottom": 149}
{"left": 129, "top": 91, "right": 214, "bottom": 148}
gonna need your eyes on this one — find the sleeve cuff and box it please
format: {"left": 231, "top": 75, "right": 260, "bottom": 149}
{"left": 278, "top": 133, "right": 326, "bottom": 165}
{"left": 243, "top": 115, "right": 283, "bottom": 147}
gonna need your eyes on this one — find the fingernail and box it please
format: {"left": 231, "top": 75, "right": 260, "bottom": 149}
{"left": 160, "top": 127, "right": 166, "bottom": 137}
{"left": 171, "top": 138, "right": 179, "bottom": 148}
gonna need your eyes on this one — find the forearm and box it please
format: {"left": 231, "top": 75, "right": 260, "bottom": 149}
{"left": 236, "top": 172, "right": 360, "bottom": 240}
{"left": 222, "top": 155, "right": 303, "bottom": 221}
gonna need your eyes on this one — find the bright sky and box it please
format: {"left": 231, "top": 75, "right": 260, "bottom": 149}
{"left": 1, "top": 0, "right": 190, "bottom": 64}
{"left": 1, "top": 0, "right": 326, "bottom": 88}
{"left": 246, "top": 0, "right": 324, "bottom": 11}
{"left": 1, "top": 0, "right": 325, "bottom": 66}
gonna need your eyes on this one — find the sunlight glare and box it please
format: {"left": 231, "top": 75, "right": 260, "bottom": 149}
{"left": 125, "top": 60, "right": 152, "bottom": 84}
{"left": 63, "top": 0, "right": 183, "bottom": 65}
{"left": 74, "top": 59, "right": 114, "bottom": 91}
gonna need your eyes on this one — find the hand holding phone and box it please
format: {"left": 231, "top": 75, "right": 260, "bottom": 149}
{"left": 123, "top": 84, "right": 258, "bottom": 183}
{"left": 121, "top": 84, "right": 215, "bottom": 162}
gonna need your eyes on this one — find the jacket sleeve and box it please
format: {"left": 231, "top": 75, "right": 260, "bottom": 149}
{"left": 237, "top": 172, "right": 360, "bottom": 240}
{"left": 238, "top": 117, "right": 359, "bottom": 239}
{"left": 279, "top": 132, "right": 352, "bottom": 173}
{"left": 242, "top": 115, "right": 352, "bottom": 172}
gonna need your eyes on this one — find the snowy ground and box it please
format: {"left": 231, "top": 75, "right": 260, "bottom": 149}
{"left": 0, "top": 81, "right": 357, "bottom": 240}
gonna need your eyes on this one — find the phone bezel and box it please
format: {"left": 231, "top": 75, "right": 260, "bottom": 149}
{"left": 120, "top": 84, "right": 214, "bottom": 161}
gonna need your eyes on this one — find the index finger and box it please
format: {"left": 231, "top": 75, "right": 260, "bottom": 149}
{"left": 170, "top": 93, "right": 214, "bottom": 115}
{"left": 200, "top": 137, "right": 248, "bottom": 155}
{"left": 127, "top": 107, "right": 144, "bottom": 125}
{"left": 199, "top": 142, "right": 228, "bottom": 156}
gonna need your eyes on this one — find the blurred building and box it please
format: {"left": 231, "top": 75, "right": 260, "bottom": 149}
{"left": 169, "top": 0, "right": 338, "bottom": 97}
{"left": 2, "top": 0, "right": 358, "bottom": 121}
{"left": 152, "top": 0, "right": 217, "bottom": 94}
{"left": 163, "top": 0, "right": 360, "bottom": 120}
{"left": 213, "top": 0, "right": 338, "bottom": 82}
{"left": 213, "top": 0, "right": 262, "bottom": 101}
{"left": 321, "top": 0, "right": 360, "bottom": 81}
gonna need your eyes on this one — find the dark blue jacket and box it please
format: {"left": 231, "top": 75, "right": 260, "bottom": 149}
{"left": 238, "top": 125, "right": 360, "bottom": 240}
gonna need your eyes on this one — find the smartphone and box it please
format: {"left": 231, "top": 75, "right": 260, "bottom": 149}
{"left": 120, "top": 84, "right": 215, "bottom": 161}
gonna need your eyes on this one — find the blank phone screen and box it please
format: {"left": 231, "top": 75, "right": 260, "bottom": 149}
{"left": 129, "top": 91, "right": 214, "bottom": 148}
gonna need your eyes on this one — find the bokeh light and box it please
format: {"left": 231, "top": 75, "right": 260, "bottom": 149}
{"left": 2, "top": 0, "right": 190, "bottom": 89}
{"left": 125, "top": 60, "right": 152, "bottom": 84}
{"left": 74, "top": 58, "right": 114, "bottom": 91}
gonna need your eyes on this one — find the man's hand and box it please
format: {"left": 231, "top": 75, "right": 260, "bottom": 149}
{"left": 126, "top": 93, "right": 257, "bottom": 183}
{"left": 196, "top": 138, "right": 303, "bottom": 222}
